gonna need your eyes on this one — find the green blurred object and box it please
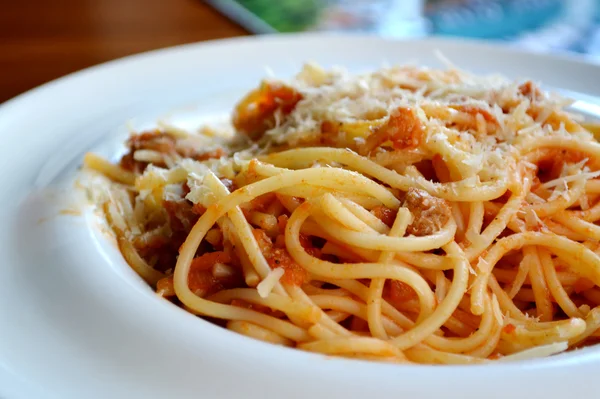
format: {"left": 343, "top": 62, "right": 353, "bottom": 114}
{"left": 235, "top": 0, "right": 321, "bottom": 32}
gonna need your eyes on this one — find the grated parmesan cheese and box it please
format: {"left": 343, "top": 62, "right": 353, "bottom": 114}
{"left": 256, "top": 267, "right": 285, "bottom": 298}
{"left": 542, "top": 171, "right": 600, "bottom": 189}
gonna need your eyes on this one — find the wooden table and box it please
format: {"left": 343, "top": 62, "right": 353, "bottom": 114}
{"left": 0, "top": 0, "right": 248, "bottom": 104}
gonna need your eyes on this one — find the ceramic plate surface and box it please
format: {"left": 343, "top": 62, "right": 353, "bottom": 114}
{"left": 1, "top": 34, "right": 600, "bottom": 399}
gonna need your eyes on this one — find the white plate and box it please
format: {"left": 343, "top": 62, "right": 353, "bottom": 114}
{"left": 2, "top": 34, "right": 600, "bottom": 399}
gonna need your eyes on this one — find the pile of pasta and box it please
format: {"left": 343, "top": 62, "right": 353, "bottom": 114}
{"left": 84, "top": 63, "right": 600, "bottom": 364}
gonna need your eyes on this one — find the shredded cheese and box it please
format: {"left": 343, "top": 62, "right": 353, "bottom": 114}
{"left": 542, "top": 171, "right": 600, "bottom": 189}
{"left": 256, "top": 268, "right": 285, "bottom": 298}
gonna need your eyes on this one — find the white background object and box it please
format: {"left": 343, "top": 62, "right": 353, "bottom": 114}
{"left": 1, "top": 35, "right": 600, "bottom": 399}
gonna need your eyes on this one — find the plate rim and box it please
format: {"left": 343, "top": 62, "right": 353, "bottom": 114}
{"left": 2, "top": 32, "right": 599, "bottom": 111}
{"left": 3, "top": 33, "right": 600, "bottom": 399}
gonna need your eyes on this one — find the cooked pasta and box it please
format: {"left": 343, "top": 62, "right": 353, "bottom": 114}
{"left": 84, "top": 62, "right": 600, "bottom": 364}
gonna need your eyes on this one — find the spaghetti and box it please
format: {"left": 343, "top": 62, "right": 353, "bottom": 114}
{"left": 84, "top": 63, "right": 600, "bottom": 364}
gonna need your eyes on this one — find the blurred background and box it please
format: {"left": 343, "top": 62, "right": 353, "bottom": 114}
{"left": 1, "top": 0, "right": 599, "bottom": 104}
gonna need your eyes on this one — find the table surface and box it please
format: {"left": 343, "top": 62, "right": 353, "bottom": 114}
{"left": 0, "top": 0, "right": 248, "bottom": 104}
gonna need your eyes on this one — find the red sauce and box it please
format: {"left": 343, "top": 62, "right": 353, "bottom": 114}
{"left": 190, "top": 251, "right": 231, "bottom": 271}
{"left": 431, "top": 154, "right": 451, "bottom": 183}
{"left": 384, "top": 280, "right": 418, "bottom": 307}
{"left": 319, "top": 120, "right": 343, "bottom": 146}
{"left": 518, "top": 81, "right": 542, "bottom": 102}
{"left": 193, "top": 148, "right": 225, "bottom": 162}
{"left": 266, "top": 247, "right": 308, "bottom": 286}
{"left": 233, "top": 82, "right": 302, "bottom": 140}
{"left": 156, "top": 276, "right": 175, "bottom": 297}
{"left": 502, "top": 323, "right": 516, "bottom": 334}
{"left": 252, "top": 229, "right": 309, "bottom": 286}
{"left": 360, "top": 107, "right": 423, "bottom": 154}
{"left": 451, "top": 104, "right": 498, "bottom": 125}
{"left": 248, "top": 193, "right": 276, "bottom": 213}
{"left": 371, "top": 206, "right": 398, "bottom": 228}
{"left": 534, "top": 148, "right": 588, "bottom": 183}
{"left": 187, "top": 269, "right": 222, "bottom": 296}
{"left": 277, "top": 214, "right": 289, "bottom": 233}
{"left": 187, "top": 251, "right": 240, "bottom": 296}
